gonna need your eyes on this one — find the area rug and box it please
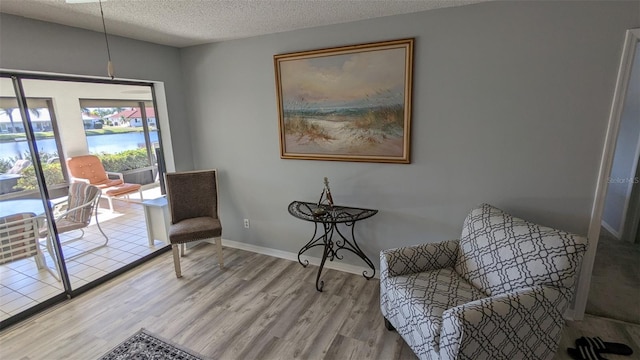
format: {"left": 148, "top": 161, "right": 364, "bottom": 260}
{"left": 99, "top": 328, "right": 208, "bottom": 360}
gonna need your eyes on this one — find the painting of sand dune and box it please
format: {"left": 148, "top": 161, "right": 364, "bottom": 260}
{"left": 274, "top": 39, "right": 413, "bottom": 163}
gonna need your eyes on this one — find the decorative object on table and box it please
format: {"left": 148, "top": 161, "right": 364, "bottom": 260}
{"left": 567, "top": 336, "right": 634, "bottom": 360}
{"left": 288, "top": 200, "right": 377, "bottom": 292}
{"left": 274, "top": 38, "right": 414, "bottom": 164}
{"left": 323, "top": 177, "right": 334, "bottom": 206}
{"left": 98, "top": 328, "right": 208, "bottom": 360}
{"left": 314, "top": 177, "right": 334, "bottom": 216}
{"left": 165, "top": 169, "right": 223, "bottom": 278}
{"left": 380, "top": 204, "right": 588, "bottom": 360}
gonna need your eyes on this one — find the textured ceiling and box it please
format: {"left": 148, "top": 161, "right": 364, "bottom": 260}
{"left": 0, "top": 0, "right": 491, "bottom": 48}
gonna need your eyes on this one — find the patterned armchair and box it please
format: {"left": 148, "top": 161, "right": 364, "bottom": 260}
{"left": 380, "top": 204, "right": 588, "bottom": 360}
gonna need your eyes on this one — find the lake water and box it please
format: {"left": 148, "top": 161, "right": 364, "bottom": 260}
{"left": 0, "top": 131, "right": 159, "bottom": 159}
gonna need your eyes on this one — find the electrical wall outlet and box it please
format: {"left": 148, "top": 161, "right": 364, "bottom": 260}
{"left": 243, "top": 219, "right": 250, "bottom": 228}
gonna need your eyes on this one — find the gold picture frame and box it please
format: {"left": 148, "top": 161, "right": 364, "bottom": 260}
{"left": 274, "top": 38, "right": 414, "bottom": 163}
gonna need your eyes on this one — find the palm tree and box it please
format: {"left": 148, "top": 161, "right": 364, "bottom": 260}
{"left": 0, "top": 107, "right": 43, "bottom": 133}
{"left": 0, "top": 107, "right": 17, "bottom": 133}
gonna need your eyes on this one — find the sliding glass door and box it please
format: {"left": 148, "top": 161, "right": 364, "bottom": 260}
{"left": 0, "top": 74, "right": 170, "bottom": 327}
{"left": 0, "top": 76, "right": 66, "bottom": 323}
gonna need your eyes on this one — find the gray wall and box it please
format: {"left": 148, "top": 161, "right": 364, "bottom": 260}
{"left": 180, "top": 1, "right": 640, "bottom": 265}
{"left": 0, "top": 14, "right": 194, "bottom": 171}
{"left": 602, "top": 44, "right": 640, "bottom": 235}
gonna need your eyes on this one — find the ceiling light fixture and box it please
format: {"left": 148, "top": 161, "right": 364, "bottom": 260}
{"left": 98, "top": 0, "right": 114, "bottom": 79}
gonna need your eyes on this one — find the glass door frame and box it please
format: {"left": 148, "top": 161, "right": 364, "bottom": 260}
{"left": 0, "top": 71, "right": 171, "bottom": 329}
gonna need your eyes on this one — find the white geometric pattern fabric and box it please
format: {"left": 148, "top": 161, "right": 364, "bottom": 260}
{"left": 380, "top": 204, "right": 588, "bottom": 360}
{"left": 385, "top": 268, "right": 485, "bottom": 355}
{"left": 454, "top": 204, "right": 587, "bottom": 298}
{"left": 384, "top": 240, "right": 459, "bottom": 277}
{"left": 439, "top": 285, "right": 569, "bottom": 360}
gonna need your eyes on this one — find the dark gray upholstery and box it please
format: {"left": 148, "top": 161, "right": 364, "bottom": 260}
{"left": 165, "top": 170, "right": 222, "bottom": 244}
{"left": 168, "top": 217, "right": 222, "bottom": 244}
{"left": 166, "top": 171, "right": 218, "bottom": 224}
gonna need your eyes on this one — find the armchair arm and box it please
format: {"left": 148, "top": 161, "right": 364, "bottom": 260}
{"left": 69, "top": 176, "right": 90, "bottom": 184}
{"left": 51, "top": 197, "right": 69, "bottom": 217}
{"left": 106, "top": 171, "right": 124, "bottom": 182}
{"left": 54, "top": 199, "right": 96, "bottom": 222}
{"left": 380, "top": 239, "right": 459, "bottom": 277}
{"left": 439, "top": 285, "right": 569, "bottom": 360}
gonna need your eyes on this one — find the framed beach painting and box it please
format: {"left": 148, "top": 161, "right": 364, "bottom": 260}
{"left": 274, "top": 38, "right": 414, "bottom": 163}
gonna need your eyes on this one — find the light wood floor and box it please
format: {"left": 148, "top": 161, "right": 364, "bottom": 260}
{"left": 0, "top": 243, "right": 638, "bottom": 360}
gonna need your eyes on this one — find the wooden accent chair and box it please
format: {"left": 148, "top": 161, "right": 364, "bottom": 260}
{"left": 165, "top": 169, "right": 223, "bottom": 278}
{"left": 0, "top": 212, "right": 59, "bottom": 280}
{"left": 66, "top": 155, "right": 142, "bottom": 212}
{"left": 39, "top": 183, "right": 108, "bottom": 261}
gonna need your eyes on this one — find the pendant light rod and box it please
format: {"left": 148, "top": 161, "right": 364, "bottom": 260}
{"left": 99, "top": 0, "right": 114, "bottom": 79}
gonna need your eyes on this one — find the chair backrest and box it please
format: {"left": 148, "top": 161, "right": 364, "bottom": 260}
{"left": 0, "top": 212, "right": 39, "bottom": 265}
{"left": 165, "top": 169, "right": 218, "bottom": 224}
{"left": 66, "top": 155, "right": 109, "bottom": 185}
{"left": 66, "top": 182, "right": 101, "bottom": 224}
{"left": 7, "top": 159, "right": 31, "bottom": 174}
{"left": 454, "top": 204, "right": 588, "bottom": 298}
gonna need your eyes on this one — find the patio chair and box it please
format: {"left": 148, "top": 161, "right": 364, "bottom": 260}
{"left": 39, "top": 183, "right": 108, "bottom": 261}
{"left": 6, "top": 159, "right": 31, "bottom": 174}
{"left": 66, "top": 154, "right": 142, "bottom": 212}
{"left": 0, "top": 212, "right": 59, "bottom": 280}
{"left": 165, "top": 169, "right": 223, "bottom": 278}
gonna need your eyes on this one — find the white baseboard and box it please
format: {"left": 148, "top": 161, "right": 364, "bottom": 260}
{"left": 564, "top": 308, "right": 577, "bottom": 321}
{"left": 203, "top": 238, "right": 379, "bottom": 279}
{"left": 601, "top": 221, "right": 621, "bottom": 239}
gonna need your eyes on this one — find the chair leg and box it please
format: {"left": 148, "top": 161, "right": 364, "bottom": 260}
{"left": 216, "top": 237, "right": 224, "bottom": 269}
{"left": 107, "top": 197, "right": 115, "bottom": 213}
{"left": 172, "top": 244, "right": 182, "bottom": 278}
{"left": 34, "top": 250, "right": 46, "bottom": 270}
{"left": 384, "top": 317, "right": 395, "bottom": 331}
{"left": 181, "top": 243, "right": 186, "bottom": 257}
{"left": 94, "top": 205, "right": 109, "bottom": 246}
{"left": 37, "top": 251, "right": 60, "bottom": 281}
{"left": 41, "top": 235, "right": 61, "bottom": 281}
{"left": 62, "top": 209, "right": 110, "bottom": 261}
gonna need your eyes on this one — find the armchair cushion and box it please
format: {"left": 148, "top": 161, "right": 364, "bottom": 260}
{"left": 103, "top": 183, "right": 141, "bottom": 196}
{"left": 455, "top": 204, "right": 587, "bottom": 298}
{"left": 381, "top": 240, "right": 459, "bottom": 277}
{"left": 169, "top": 216, "right": 222, "bottom": 244}
{"left": 66, "top": 155, "right": 113, "bottom": 186}
{"left": 385, "top": 267, "right": 486, "bottom": 354}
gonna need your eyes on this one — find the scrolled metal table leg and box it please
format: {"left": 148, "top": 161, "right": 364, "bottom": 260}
{"left": 298, "top": 222, "right": 321, "bottom": 267}
{"left": 350, "top": 223, "right": 376, "bottom": 279}
{"left": 333, "top": 222, "right": 376, "bottom": 280}
{"left": 315, "top": 229, "right": 332, "bottom": 292}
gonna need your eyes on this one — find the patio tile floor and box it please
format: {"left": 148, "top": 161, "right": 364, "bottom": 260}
{"left": 0, "top": 186, "right": 167, "bottom": 322}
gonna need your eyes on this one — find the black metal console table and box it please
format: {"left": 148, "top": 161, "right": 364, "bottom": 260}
{"left": 288, "top": 201, "right": 378, "bottom": 292}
